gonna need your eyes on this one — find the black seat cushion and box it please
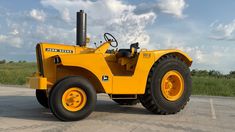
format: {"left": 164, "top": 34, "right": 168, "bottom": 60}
{"left": 116, "top": 42, "right": 139, "bottom": 58}
{"left": 116, "top": 49, "right": 131, "bottom": 58}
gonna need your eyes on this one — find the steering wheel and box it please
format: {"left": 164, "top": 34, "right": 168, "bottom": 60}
{"left": 104, "top": 33, "right": 118, "bottom": 48}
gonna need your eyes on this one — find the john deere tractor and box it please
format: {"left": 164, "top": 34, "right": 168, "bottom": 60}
{"left": 29, "top": 10, "right": 192, "bottom": 121}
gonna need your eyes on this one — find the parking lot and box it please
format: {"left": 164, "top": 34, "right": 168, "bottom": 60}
{"left": 0, "top": 86, "right": 234, "bottom": 132}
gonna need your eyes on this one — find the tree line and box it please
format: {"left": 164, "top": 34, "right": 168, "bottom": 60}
{"left": 191, "top": 69, "right": 235, "bottom": 79}
{"left": 0, "top": 59, "right": 27, "bottom": 64}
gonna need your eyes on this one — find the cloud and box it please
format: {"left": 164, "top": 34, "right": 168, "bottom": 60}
{"left": 40, "top": 0, "right": 156, "bottom": 47}
{"left": 61, "top": 8, "right": 70, "bottom": 22}
{"left": 157, "top": 0, "right": 187, "bottom": 18}
{"left": 156, "top": 35, "right": 204, "bottom": 64}
{"left": 30, "top": 9, "right": 46, "bottom": 22}
{"left": 0, "top": 34, "right": 22, "bottom": 48}
{"left": 9, "top": 29, "right": 19, "bottom": 35}
{"left": 209, "top": 20, "right": 235, "bottom": 40}
{"left": 33, "top": 24, "right": 76, "bottom": 44}
{"left": 0, "top": 0, "right": 234, "bottom": 73}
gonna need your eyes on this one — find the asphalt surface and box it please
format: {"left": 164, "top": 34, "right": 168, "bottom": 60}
{"left": 0, "top": 86, "right": 235, "bottom": 132}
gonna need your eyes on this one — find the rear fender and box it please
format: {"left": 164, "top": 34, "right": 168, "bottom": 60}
{"left": 153, "top": 49, "right": 193, "bottom": 66}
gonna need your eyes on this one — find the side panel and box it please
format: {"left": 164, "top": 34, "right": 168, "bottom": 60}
{"left": 112, "top": 52, "right": 155, "bottom": 94}
{"left": 58, "top": 53, "right": 113, "bottom": 93}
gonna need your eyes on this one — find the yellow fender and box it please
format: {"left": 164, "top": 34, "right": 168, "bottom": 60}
{"left": 153, "top": 49, "right": 193, "bottom": 66}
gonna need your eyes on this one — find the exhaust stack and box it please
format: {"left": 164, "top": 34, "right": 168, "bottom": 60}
{"left": 76, "top": 10, "right": 87, "bottom": 46}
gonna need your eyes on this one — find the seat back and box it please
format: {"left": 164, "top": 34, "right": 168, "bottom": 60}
{"left": 130, "top": 42, "right": 140, "bottom": 54}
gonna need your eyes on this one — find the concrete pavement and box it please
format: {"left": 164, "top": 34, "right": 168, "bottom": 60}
{"left": 0, "top": 86, "right": 234, "bottom": 132}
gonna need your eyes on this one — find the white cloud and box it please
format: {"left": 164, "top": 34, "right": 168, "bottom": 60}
{"left": 0, "top": 35, "right": 7, "bottom": 43}
{"left": 34, "top": 24, "right": 76, "bottom": 44}
{"left": 209, "top": 20, "right": 235, "bottom": 40}
{"left": 158, "top": 0, "right": 187, "bottom": 18}
{"left": 61, "top": 8, "right": 71, "bottom": 22}
{"left": 179, "top": 46, "right": 204, "bottom": 64}
{"left": 0, "top": 0, "right": 234, "bottom": 73}
{"left": 30, "top": 9, "right": 46, "bottom": 22}
{"left": 0, "top": 34, "right": 22, "bottom": 48}
{"left": 157, "top": 36, "right": 204, "bottom": 64}
{"left": 150, "top": 30, "right": 235, "bottom": 73}
{"left": 9, "top": 29, "right": 19, "bottom": 35}
{"left": 40, "top": 0, "right": 156, "bottom": 47}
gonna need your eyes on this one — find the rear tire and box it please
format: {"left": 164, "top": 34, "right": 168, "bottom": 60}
{"left": 49, "top": 76, "right": 97, "bottom": 121}
{"left": 112, "top": 99, "right": 139, "bottom": 105}
{"left": 36, "top": 90, "right": 49, "bottom": 108}
{"left": 139, "top": 54, "right": 192, "bottom": 114}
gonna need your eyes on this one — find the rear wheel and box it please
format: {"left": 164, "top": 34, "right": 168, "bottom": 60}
{"left": 49, "top": 76, "right": 97, "bottom": 121}
{"left": 112, "top": 99, "right": 139, "bottom": 105}
{"left": 36, "top": 90, "right": 48, "bottom": 108}
{"left": 139, "top": 54, "right": 192, "bottom": 114}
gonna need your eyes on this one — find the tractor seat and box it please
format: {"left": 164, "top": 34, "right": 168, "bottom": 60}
{"left": 116, "top": 42, "right": 140, "bottom": 58}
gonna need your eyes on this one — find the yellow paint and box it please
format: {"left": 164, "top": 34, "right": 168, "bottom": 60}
{"left": 62, "top": 87, "right": 87, "bottom": 112}
{"left": 94, "top": 42, "right": 110, "bottom": 54}
{"left": 29, "top": 77, "right": 47, "bottom": 90}
{"left": 29, "top": 42, "right": 192, "bottom": 95}
{"left": 161, "top": 70, "right": 184, "bottom": 101}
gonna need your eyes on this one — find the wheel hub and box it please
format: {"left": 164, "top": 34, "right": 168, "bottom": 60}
{"left": 62, "top": 87, "right": 87, "bottom": 112}
{"left": 161, "top": 70, "right": 184, "bottom": 101}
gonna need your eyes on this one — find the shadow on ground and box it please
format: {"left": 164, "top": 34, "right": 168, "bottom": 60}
{"left": 0, "top": 96, "right": 150, "bottom": 121}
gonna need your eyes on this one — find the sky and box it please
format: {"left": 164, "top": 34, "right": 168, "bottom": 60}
{"left": 0, "top": 0, "right": 235, "bottom": 73}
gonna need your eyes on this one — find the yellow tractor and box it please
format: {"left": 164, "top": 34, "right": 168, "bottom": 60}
{"left": 29, "top": 10, "right": 192, "bottom": 121}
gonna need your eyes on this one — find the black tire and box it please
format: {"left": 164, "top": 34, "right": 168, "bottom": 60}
{"left": 49, "top": 76, "right": 97, "bottom": 121}
{"left": 139, "top": 54, "right": 192, "bottom": 114}
{"left": 112, "top": 99, "right": 139, "bottom": 105}
{"left": 36, "top": 90, "right": 49, "bottom": 108}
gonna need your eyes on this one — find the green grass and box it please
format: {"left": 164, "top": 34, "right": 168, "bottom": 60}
{"left": 0, "top": 62, "right": 234, "bottom": 96}
{"left": 0, "top": 62, "right": 36, "bottom": 85}
{"left": 192, "top": 76, "right": 235, "bottom": 96}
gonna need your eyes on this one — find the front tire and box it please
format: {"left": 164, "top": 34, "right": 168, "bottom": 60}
{"left": 49, "top": 76, "right": 97, "bottom": 121}
{"left": 139, "top": 55, "right": 192, "bottom": 114}
{"left": 36, "top": 90, "right": 49, "bottom": 108}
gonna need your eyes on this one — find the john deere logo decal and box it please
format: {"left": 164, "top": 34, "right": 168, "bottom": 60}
{"left": 46, "top": 48, "right": 73, "bottom": 53}
{"left": 102, "top": 75, "right": 109, "bottom": 81}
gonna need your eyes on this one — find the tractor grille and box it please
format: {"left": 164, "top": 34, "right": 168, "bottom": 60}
{"left": 36, "top": 44, "right": 44, "bottom": 76}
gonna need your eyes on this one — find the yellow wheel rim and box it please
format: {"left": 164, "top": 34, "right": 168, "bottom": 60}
{"left": 62, "top": 87, "right": 87, "bottom": 112}
{"left": 161, "top": 70, "right": 184, "bottom": 101}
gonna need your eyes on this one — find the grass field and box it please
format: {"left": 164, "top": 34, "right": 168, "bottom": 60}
{"left": 0, "top": 62, "right": 234, "bottom": 96}
{"left": 192, "top": 76, "right": 235, "bottom": 96}
{"left": 0, "top": 63, "right": 36, "bottom": 85}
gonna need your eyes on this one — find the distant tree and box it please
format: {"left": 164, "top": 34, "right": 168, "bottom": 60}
{"left": 0, "top": 59, "right": 6, "bottom": 64}
{"left": 196, "top": 70, "right": 209, "bottom": 77}
{"left": 191, "top": 69, "right": 223, "bottom": 77}
{"left": 229, "top": 71, "right": 235, "bottom": 78}
{"left": 224, "top": 74, "right": 231, "bottom": 79}
{"left": 8, "top": 61, "right": 14, "bottom": 63}
{"left": 209, "top": 70, "right": 222, "bottom": 78}
{"left": 191, "top": 69, "right": 197, "bottom": 76}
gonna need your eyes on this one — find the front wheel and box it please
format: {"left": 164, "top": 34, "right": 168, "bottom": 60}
{"left": 49, "top": 76, "right": 97, "bottom": 121}
{"left": 139, "top": 55, "right": 192, "bottom": 114}
{"left": 36, "top": 90, "right": 49, "bottom": 108}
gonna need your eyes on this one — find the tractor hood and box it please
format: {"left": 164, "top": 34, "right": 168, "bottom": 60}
{"left": 35, "top": 43, "right": 76, "bottom": 80}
